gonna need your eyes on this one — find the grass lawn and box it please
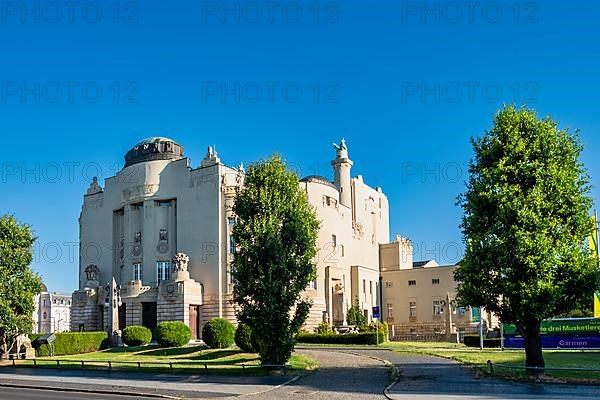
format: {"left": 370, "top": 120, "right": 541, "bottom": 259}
{"left": 10, "top": 345, "right": 317, "bottom": 376}
{"left": 383, "top": 341, "right": 600, "bottom": 383}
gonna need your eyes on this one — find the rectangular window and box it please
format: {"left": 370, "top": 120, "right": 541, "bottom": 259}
{"left": 133, "top": 263, "right": 143, "bottom": 282}
{"left": 132, "top": 202, "right": 143, "bottom": 210}
{"left": 409, "top": 301, "right": 417, "bottom": 317}
{"left": 157, "top": 261, "right": 170, "bottom": 282}
{"left": 386, "top": 303, "right": 393, "bottom": 318}
{"left": 229, "top": 235, "right": 235, "bottom": 254}
{"left": 340, "top": 244, "right": 345, "bottom": 257}
{"left": 307, "top": 280, "right": 317, "bottom": 290}
{"left": 157, "top": 200, "right": 171, "bottom": 207}
{"left": 408, "top": 280, "right": 417, "bottom": 286}
{"left": 433, "top": 300, "right": 442, "bottom": 315}
{"left": 227, "top": 216, "right": 236, "bottom": 225}
{"left": 331, "top": 234, "right": 337, "bottom": 247}
{"left": 432, "top": 278, "right": 440, "bottom": 285}
{"left": 369, "top": 281, "right": 373, "bottom": 294}
{"left": 363, "top": 279, "right": 366, "bottom": 293}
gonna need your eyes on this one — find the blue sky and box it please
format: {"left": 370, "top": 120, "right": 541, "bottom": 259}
{"left": 1, "top": 0, "right": 599, "bottom": 294}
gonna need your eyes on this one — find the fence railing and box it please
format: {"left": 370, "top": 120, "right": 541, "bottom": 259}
{"left": 487, "top": 360, "right": 600, "bottom": 375}
{"left": 11, "top": 358, "right": 289, "bottom": 374}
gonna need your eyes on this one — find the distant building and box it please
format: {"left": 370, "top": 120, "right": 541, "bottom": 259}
{"left": 381, "top": 237, "right": 497, "bottom": 338}
{"left": 33, "top": 285, "right": 72, "bottom": 333}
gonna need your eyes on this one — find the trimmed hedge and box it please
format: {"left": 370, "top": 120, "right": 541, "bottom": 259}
{"left": 30, "top": 332, "right": 109, "bottom": 356}
{"left": 203, "top": 318, "right": 235, "bottom": 349}
{"left": 235, "top": 323, "right": 258, "bottom": 353}
{"left": 296, "top": 332, "right": 384, "bottom": 345}
{"left": 155, "top": 321, "right": 192, "bottom": 348}
{"left": 122, "top": 326, "right": 152, "bottom": 346}
{"left": 463, "top": 335, "right": 502, "bottom": 348}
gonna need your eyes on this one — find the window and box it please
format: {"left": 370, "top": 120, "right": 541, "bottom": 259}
{"left": 307, "top": 280, "right": 317, "bottom": 290}
{"left": 133, "top": 263, "right": 143, "bottom": 281}
{"left": 457, "top": 307, "right": 467, "bottom": 315}
{"left": 369, "top": 281, "right": 373, "bottom": 294}
{"left": 60, "top": 299, "right": 64, "bottom": 305}
{"left": 433, "top": 300, "right": 442, "bottom": 315}
{"left": 43, "top": 312, "right": 47, "bottom": 319}
{"left": 157, "top": 200, "right": 171, "bottom": 207}
{"left": 229, "top": 236, "right": 235, "bottom": 254}
{"left": 132, "top": 202, "right": 143, "bottom": 210}
{"left": 331, "top": 234, "right": 337, "bottom": 247}
{"left": 340, "top": 244, "right": 345, "bottom": 257}
{"left": 408, "top": 280, "right": 416, "bottom": 286}
{"left": 385, "top": 282, "right": 393, "bottom": 288}
{"left": 409, "top": 301, "right": 417, "bottom": 317}
{"left": 386, "top": 303, "right": 393, "bottom": 318}
{"left": 53, "top": 299, "right": 57, "bottom": 304}
{"left": 432, "top": 278, "right": 440, "bottom": 285}
{"left": 410, "top": 329, "right": 417, "bottom": 336}
{"left": 363, "top": 279, "right": 366, "bottom": 293}
{"left": 157, "top": 261, "right": 170, "bottom": 282}
{"left": 227, "top": 216, "right": 236, "bottom": 225}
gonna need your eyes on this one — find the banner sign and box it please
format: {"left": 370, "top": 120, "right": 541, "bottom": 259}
{"left": 504, "top": 319, "right": 600, "bottom": 336}
{"left": 505, "top": 335, "right": 600, "bottom": 349}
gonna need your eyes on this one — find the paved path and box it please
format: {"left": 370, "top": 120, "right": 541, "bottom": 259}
{"left": 2, "top": 349, "right": 599, "bottom": 399}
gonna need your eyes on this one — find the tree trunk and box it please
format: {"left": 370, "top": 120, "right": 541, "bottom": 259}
{"left": 0, "top": 335, "right": 7, "bottom": 360}
{"left": 523, "top": 320, "right": 545, "bottom": 376}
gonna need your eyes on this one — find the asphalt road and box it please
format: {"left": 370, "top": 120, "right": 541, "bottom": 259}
{"left": 0, "top": 386, "right": 158, "bottom": 400}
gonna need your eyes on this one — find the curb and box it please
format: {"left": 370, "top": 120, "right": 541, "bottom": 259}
{"left": 0, "top": 381, "right": 178, "bottom": 399}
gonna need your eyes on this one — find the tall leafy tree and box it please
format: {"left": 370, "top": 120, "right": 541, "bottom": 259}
{"left": 456, "top": 106, "right": 599, "bottom": 371}
{"left": 232, "top": 155, "right": 319, "bottom": 365}
{"left": 0, "top": 215, "right": 42, "bottom": 358}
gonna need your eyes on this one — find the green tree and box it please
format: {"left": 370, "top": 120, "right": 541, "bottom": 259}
{"left": 346, "top": 298, "right": 367, "bottom": 327}
{"left": 232, "top": 155, "right": 320, "bottom": 365}
{"left": 0, "top": 215, "right": 43, "bottom": 358}
{"left": 456, "top": 106, "right": 599, "bottom": 372}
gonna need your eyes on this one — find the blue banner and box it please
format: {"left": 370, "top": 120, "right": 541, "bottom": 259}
{"left": 505, "top": 335, "right": 600, "bottom": 349}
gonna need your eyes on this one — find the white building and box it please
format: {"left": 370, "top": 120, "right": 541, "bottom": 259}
{"left": 33, "top": 286, "right": 72, "bottom": 333}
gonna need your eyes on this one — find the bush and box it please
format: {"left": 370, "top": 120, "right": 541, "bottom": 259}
{"left": 296, "top": 332, "right": 382, "bottom": 345}
{"left": 235, "top": 323, "right": 258, "bottom": 353}
{"left": 314, "top": 322, "right": 333, "bottom": 335}
{"left": 202, "top": 318, "right": 235, "bottom": 349}
{"left": 122, "top": 326, "right": 152, "bottom": 346}
{"left": 463, "top": 335, "right": 502, "bottom": 348}
{"left": 30, "top": 332, "right": 109, "bottom": 356}
{"left": 155, "top": 321, "right": 192, "bottom": 348}
{"left": 347, "top": 299, "right": 368, "bottom": 327}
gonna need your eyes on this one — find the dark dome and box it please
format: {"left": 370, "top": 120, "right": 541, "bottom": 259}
{"left": 300, "top": 175, "right": 337, "bottom": 189}
{"left": 124, "top": 137, "right": 184, "bottom": 167}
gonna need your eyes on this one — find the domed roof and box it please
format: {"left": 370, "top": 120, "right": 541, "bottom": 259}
{"left": 125, "top": 137, "right": 184, "bottom": 167}
{"left": 300, "top": 175, "right": 337, "bottom": 189}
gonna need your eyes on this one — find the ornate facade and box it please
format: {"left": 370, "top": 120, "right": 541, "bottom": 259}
{"left": 71, "top": 137, "right": 484, "bottom": 339}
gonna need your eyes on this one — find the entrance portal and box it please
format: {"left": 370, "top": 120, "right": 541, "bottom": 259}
{"left": 189, "top": 305, "right": 200, "bottom": 339}
{"left": 142, "top": 302, "right": 157, "bottom": 333}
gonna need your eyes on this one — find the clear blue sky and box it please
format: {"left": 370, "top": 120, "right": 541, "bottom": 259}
{"left": 1, "top": 0, "right": 598, "bottom": 294}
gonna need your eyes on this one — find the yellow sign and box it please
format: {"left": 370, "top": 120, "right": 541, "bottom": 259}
{"left": 595, "top": 291, "right": 600, "bottom": 319}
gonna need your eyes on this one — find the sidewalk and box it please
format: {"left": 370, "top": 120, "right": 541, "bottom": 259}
{"left": 0, "top": 367, "right": 296, "bottom": 399}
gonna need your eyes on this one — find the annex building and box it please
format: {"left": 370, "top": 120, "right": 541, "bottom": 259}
{"left": 71, "top": 137, "right": 486, "bottom": 338}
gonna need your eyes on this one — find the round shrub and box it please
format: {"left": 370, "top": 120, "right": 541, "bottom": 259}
{"left": 122, "top": 326, "right": 152, "bottom": 346}
{"left": 235, "top": 323, "right": 258, "bottom": 353}
{"left": 155, "top": 321, "right": 192, "bottom": 348}
{"left": 202, "top": 318, "right": 235, "bottom": 349}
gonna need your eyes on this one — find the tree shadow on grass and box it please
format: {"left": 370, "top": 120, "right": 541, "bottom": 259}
{"left": 188, "top": 350, "right": 243, "bottom": 361}
{"left": 137, "top": 345, "right": 207, "bottom": 357}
